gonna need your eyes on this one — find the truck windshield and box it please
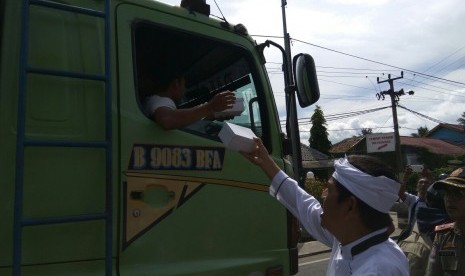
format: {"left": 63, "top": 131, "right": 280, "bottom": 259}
{"left": 133, "top": 21, "right": 264, "bottom": 139}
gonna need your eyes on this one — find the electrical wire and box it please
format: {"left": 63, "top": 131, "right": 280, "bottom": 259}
{"left": 290, "top": 38, "right": 465, "bottom": 87}
{"left": 279, "top": 105, "right": 391, "bottom": 125}
{"left": 266, "top": 66, "right": 464, "bottom": 99}
{"left": 397, "top": 105, "right": 446, "bottom": 124}
{"left": 254, "top": 34, "right": 465, "bottom": 87}
{"left": 278, "top": 104, "right": 451, "bottom": 136}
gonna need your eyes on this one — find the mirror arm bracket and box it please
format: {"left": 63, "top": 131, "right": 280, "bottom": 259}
{"left": 282, "top": 135, "right": 293, "bottom": 156}
{"left": 285, "top": 85, "right": 296, "bottom": 95}
{"left": 257, "top": 40, "right": 290, "bottom": 72}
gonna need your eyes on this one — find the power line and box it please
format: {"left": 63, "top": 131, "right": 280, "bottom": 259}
{"left": 375, "top": 117, "right": 393, "bottom": 133}
{"left": 427, "top": 45, "right": 465, "bottom": 76}
{"left": 407, "top": 72, "right": 465, "bottom": 89}
{"left": 400, "top": 77, "right": 465, "bottom": 94}
{"left": 394, "top": 79, "right": 465, "bottom": 98}
{"left": 317, "top": 70, "right": 383, "bottom": 76}
{"left": 318, "top": 78, "right": 373, "bottom": 91}
{"left": 290, "top": 37, "right": 465, "bottom": 87}
{"left": 397, "top": 104, "right": 446, "bottom": 124}
{"left": 253, "top": 33, "right": 465, "bottom": 87}
{"left": 279, "top": 105, "right": 391, "bottom": 124}
{"left": 267, "top": 65, "right": 465, "bottom": 100}
{"left": 268, "top": 65, "right": 465, "bottom": 94}
{"left": 317, "top": 65, "right": 399, "bottom": 72}
{"left": 327, "top": 126, "right": 394, "bottom": 131}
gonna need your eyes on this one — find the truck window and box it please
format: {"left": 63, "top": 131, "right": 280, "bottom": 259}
{"left": 133, "top": 21, "right": 264, "bottom": 139}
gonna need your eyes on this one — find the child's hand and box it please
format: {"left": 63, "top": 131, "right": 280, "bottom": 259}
{"left": 207, "top": 91, "right": 236, "bottom": 113}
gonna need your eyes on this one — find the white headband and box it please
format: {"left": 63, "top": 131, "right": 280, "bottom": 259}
{"left": 332, "top": 157, "right": 400, "bottom": 213}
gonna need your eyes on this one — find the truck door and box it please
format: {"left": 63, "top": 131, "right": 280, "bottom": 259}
{"left": 116, "top": 3, "right": 293, "bottom": 275}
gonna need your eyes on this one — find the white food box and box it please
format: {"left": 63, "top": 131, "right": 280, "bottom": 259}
{"left": 214, "top": 98, "right": 244, "bottom": 118}
{"left": 218, "top": 122, "right": 257, "bottom": 153}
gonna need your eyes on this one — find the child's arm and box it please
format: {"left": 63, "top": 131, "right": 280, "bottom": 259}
{"left": 152, "top": 91, "right": 236, "bottom": 130}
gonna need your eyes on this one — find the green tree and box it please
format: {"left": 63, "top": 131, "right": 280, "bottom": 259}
{"left": 458, "top": 112, "right": 465, "bottom": 126}
{"left": 304, "top": 178, "right": 327, "bottom": 202}
{"left": 360, "top": 128, "right": 372, "bottom": 136}
{"left": 309, "top": 105, "right": 332, "bottom": 155}
{"left": 411, "top": 126, "right": 429, "bottom": 137}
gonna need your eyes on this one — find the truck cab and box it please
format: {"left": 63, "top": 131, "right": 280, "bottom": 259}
{"left": 0, "top": 1, "right": 319, "bottom": 275}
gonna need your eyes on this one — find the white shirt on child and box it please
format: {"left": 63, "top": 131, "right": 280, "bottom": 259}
{"left": 144, "top": 95, "right": 176, "bottom": 116}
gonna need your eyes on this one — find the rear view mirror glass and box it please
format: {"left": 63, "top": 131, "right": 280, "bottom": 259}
{"left": 293, "top": 53, "right": 320, "bottom": 107}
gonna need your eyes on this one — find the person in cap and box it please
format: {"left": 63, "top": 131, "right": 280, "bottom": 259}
{"left": 398, "top": 184, "right": 451, "bottom": 276}
{"left": 242, "top": 138, "right": 408, "bottom": 276}
{"left": 425, "top": 167, "right": 465, "bottom": 276}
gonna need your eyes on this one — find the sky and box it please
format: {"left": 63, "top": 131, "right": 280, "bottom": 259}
{"left": 159, "top": 0, "right": 465, "bottom": 145}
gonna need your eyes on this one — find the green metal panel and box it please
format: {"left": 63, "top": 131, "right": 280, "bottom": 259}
{"left": 0, "top": 0, "right": 23, "bottom": 268}
{"left": 116, "top": 3, "right": 291, "bottom": 275}
{"left": 0, "top": 0, "right": 293, "bottom": 274}
{"left": 2, "top": 0, "right": 112, "bottom": 274}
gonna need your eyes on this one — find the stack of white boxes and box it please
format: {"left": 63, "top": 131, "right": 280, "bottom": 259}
{"left": 219, "top": 122, "right": 257, "bottom": 153}
{"left": 214, "top": 98, "right": 244, "bottom": 118}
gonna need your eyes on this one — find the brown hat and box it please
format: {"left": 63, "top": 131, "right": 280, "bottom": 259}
{"left": 433, "top": 167, "right": 465, "bottom": 190}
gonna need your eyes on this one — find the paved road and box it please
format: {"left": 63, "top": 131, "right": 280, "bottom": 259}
{"left": 296, "top": 252, "right": 330, "bottom": 276}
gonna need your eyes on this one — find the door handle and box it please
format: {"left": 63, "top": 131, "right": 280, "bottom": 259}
{"left": 130, "top": 186, "right": 175, "bottom": 208}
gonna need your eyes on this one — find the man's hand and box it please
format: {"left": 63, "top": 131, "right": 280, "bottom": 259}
{"left": 241, "top": 138, "right": 270, "bottom": 165}
{"left": 207, "top": 91, "right": 236, "bottom": 113}
{"left": 402, "top": 165, "right": 413, "bottom": 184}
{"left": 399, "top": 165, "right": 413, "bottom": 201}
{"left": 241, "top": 138, "right": 280, "bottom": 180}
{"left": 422, "top": 168, "right": 433, "bottom": 183}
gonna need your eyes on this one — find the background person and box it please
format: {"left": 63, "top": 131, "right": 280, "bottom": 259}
{"left": 242, "top": 138, "right": 408, "bottom": 276}
{"left": 398, "top": 184, "right": 451, "bottom": 276}
{"left": 397, "top": 165, "right": 434, "bottom": 242}
{"left": 425, "top": 167, "right": 465, "bottom": 276}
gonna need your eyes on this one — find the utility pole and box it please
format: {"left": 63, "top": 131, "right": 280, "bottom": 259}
{"left": 279, "top": 2, "right": 302, "bottom": 274}
{"left": 376, "top": 72, "right": 414, "bottom": 174}
{"left": 280, "top": 0, "right": 304, "bottom": 185}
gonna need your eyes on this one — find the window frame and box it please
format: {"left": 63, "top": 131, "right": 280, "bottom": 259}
{"left": 130, "top": 20, "right": 272, "bottom": 145}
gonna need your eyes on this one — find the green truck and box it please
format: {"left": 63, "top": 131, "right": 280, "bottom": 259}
{"left": 0, "top": 0, "right": 320, "bottom": 275}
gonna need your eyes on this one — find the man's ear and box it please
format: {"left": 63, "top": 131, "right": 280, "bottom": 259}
{"left": 345, "top": 196, "right": 359, "bottom": 218}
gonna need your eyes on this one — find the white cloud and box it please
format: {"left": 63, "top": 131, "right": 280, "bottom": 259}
{"left": 324, "top": 0, "right": 389, "bottom": 5}
{"left": 158, "top": 0, "right": 465, "bottom": 146}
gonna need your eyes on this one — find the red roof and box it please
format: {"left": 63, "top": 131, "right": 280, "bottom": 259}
{"left": 330, "top": 137, "right": 364, "bottom": 154}
{"left": 400, "top": 136, "right": 465, "bottom": 155}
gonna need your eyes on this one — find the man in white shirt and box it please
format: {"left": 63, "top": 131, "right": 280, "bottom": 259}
{"left": 242, "top": 138, "right": 408, "bottom": 275}
{"left": 397, "top": 165, "right": 433, "bottom": 242}
{"left": 144, "top": 75, "right": 236, "bottom": 130}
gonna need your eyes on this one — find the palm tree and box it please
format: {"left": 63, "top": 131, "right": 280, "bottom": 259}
{"left": 411, "top": 126, "right": 429, "bottom": 137}
{"left": 360, "top": 128, "right": 372, "bottom": 136}
{"left": 458, "top": 112, "right": 465, "bottom": 126}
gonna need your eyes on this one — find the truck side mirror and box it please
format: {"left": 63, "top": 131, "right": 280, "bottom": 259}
{"left": 293, "top": 53, "right": 320, "bottom": 107}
